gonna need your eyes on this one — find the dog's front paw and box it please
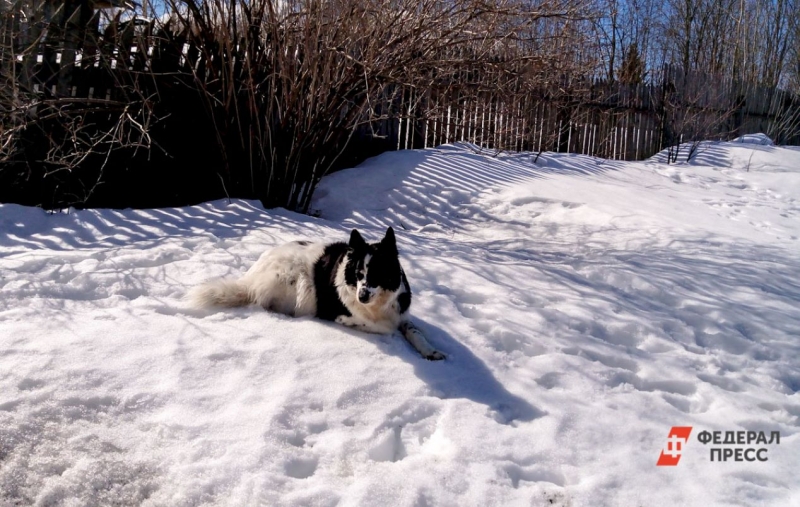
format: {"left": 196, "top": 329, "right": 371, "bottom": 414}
{"left": 425, "top": 350, "right": 446, "bottom": 361}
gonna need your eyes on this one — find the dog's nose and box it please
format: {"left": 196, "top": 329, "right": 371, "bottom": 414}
{"left": 358, "top": 289, "right": 370, "bottom": 303}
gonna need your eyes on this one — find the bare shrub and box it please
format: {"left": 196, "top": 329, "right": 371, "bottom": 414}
{"left": 1, "top": 0, "right": 591, "bottom": 209}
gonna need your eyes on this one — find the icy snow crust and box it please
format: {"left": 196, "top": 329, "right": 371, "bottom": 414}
{"left": 1, "top": 140, "right": 799, "bottom": 506}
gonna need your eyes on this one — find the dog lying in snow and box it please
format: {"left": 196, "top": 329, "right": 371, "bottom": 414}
{"left": 189, "top": 227, "right": 445, "bottom": 360}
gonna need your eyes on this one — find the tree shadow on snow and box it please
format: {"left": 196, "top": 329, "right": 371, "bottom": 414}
{"left": 0, "top": 199, "right": 324, "bottom": 254}
{"left": 311, "top": 142, "right": 619, "bottom": 232}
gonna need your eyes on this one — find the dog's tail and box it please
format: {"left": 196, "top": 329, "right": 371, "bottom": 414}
{"left": 187, "top": 279, "right": 252, "bottom": 308}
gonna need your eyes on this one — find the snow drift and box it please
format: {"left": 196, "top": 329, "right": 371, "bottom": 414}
{"left": 1, "top": 138, "right": 799, "bottom": 506}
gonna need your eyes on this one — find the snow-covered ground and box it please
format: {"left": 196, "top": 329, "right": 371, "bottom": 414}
{"left": 1, "top": 137, "right": 799, "bottom": 506}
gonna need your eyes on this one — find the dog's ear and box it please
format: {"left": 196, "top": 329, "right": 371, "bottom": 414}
{"left": 380, "top": 227, "right": 397, "bottom": 254}
{"left": 349, "top": 229, "right": 367, "bottom": 250}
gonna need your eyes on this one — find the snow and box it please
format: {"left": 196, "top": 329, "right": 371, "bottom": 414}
{"left": 731, "top": 133, "right": 774, "bottom": 146}
{"left": 2, "top": 138, "right": 800, "bottom": 506}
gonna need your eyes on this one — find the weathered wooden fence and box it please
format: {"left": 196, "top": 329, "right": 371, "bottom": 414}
{"left": 384, "top": 67, "right": 800, "bottom": 160}
{"left": 4, "top": 8, "right": 799, "bottom": 159}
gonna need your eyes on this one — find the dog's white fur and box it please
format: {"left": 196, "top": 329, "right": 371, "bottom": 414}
{"left": 333, "top": 255, "right": 404, "bottom": 334}
{"left": 189, "top": 239, "right": 444, "bottom": 360}
{"left": 190, "top": 241, "right": 323, "bottom": 316}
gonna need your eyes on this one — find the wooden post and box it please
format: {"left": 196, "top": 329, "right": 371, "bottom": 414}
{"left": 58, "top": 1, "right": 94, "bottom": 97}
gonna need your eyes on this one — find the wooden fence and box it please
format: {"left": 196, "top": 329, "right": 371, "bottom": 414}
{"left": 3, "top": 6, "right": 800, "bottom": 172}
{"left": 384, "top": 68, "right": 800, "bottom": 160}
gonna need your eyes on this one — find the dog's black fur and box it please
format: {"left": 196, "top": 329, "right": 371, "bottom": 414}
{"left": 189, "top": 227, "right": 444, "bottom": 360}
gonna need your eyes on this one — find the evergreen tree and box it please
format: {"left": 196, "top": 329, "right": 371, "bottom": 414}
{"left": 619, "top": 42, "right": 646, "bottom": 84}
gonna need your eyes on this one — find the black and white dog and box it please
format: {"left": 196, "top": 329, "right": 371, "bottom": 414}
{"left": 189, "top": 227, "right": 445, "bottom": 360}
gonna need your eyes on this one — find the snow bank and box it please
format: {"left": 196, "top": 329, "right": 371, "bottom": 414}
{"left": 2, "top": 140, "right": 799, "bottom": 506}
{"left": 732, "top": 133, "right": 774, "bottom": 146}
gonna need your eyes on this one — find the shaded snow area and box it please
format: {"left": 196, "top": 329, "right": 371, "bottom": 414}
{"left": 2, "top": 140, "right": 800, "bottom": 506}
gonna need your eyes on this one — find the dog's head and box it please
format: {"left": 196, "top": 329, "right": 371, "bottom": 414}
{"left": 345, "top": 227, "right": 404, "bottom": 305}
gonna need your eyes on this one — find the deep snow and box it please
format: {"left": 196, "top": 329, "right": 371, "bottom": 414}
{"left": 1, "top": 137, "right": 799, "bottom": 506}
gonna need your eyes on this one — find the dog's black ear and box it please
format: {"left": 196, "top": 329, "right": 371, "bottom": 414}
{"left": 349, "top": 229, "right": 367, "bottom": 250}
{"left": 380, "top": 227, "right": 397, "bottom": 254}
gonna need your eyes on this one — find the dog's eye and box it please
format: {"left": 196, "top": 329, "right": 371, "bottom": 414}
{"left": 357, "top": 272, "right": 364, "bottom": 280}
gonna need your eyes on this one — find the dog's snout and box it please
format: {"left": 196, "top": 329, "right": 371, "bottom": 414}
{"left": 358, "top": 288, "right": 370, "bottom": 303}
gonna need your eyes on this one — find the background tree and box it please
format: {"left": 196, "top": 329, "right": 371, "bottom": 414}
{"left": 619, "top": 42, "right": 645, "bottom": 84}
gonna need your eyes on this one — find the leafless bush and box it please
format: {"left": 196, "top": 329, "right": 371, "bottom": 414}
{"left": 654, "top": 66, "right": 739, "bottom": 163}
{"left": 1, "top": 0, "right": 593, "bottom": 209}
{"left": 161, "top": 0, "right": 590, "bottom": 210}
{"left": 0, "top": 0, "right": 158, "bottom": 207}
